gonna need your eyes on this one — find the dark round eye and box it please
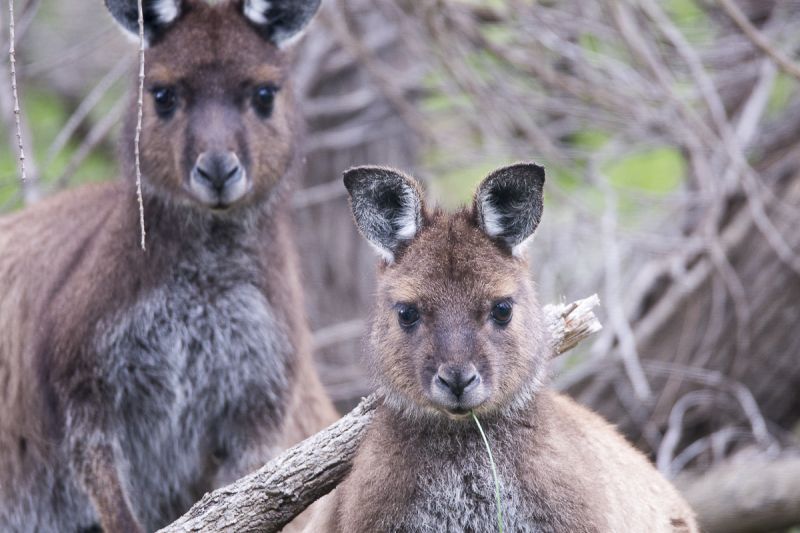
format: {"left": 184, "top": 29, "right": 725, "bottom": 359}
{"left": 397, "top": 305, "right": 420, "bottom": 328}
{"left": 252, "top": 85, "right": 278, "bottom": 117}
{"left": 151, "top": 86, "right": 177, "bottom": 118}
{"left": 491, "top": 300, "right": 513, "bottom": 325}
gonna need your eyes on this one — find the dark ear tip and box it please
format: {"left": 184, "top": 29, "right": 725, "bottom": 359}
{"left": 342, "top": 166, "right": 376, "bottom": 191}
{"left": 342, "top": 165, "right": 404, "bottom": 192}
{"left": 342, "top": 167, "right": 360, "bottom": 191}
{"left": 502, "top": 161, "right": 546, "bottom": 184}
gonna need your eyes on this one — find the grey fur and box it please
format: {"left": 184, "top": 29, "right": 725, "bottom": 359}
{"left": 1, "top": 238, "right": 292, "bottom": 532}
{"left": 361, "top": 422, "right": 546, "bottom": 532}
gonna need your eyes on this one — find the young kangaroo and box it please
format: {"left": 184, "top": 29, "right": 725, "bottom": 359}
{"left": 306, "top": 164, "right": 697, "bottom": 532}
{"left": 0, "top": 1, "right": 336, "bottom": 531}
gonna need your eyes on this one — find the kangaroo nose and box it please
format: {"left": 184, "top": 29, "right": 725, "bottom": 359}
{"left": 194, "top": 152, "right": 241, "bottom": 191}
{"left": 435, "top": 364, "right": 480, "bottom": 399}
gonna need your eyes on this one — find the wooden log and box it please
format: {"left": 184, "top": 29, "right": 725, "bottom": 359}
{"left": 678, "top": 455, "right": 800, "bottom": 533}
{"left": 159, "top": 295, "right": 602, "bottom": 533}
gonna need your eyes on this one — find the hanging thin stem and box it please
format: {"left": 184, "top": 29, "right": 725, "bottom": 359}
{"left": 8, "top": 0, "right": 26, "bottom": 182}
{"left": 471, "top": 411, "right": 504, "bottom": 533}
{"left": 134, "top": 0, "right": 146, "bottom": 250}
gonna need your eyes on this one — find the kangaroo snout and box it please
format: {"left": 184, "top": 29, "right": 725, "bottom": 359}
{"left": 431, "top": 363, "right": 486, "bottom": 414}
{"left": 435, "top": 363, "right": 480, "bottom": 398}
{"left": 190, "top": 151, "right": 249, "bottom": 207}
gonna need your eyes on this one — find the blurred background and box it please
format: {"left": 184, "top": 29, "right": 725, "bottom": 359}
{"left": 2, "top": 0, "right": 799, "bottom": 531}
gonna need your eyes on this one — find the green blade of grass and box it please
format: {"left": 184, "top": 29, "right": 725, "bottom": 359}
{"left": 471, "top": 411, "right": 504, "bottom": 533}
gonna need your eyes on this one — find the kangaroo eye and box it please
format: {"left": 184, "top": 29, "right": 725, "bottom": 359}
{"left": 491, "top": 300, "right": 513, "bottom": 325}
{"left": 151, "top": 86, "right": 178, "bottom": 118}
{"left": 397, "top": 304, "right": 420, "bottom": 329}
{"left": 252, "top": 84, "right": 278, "bottom": 117}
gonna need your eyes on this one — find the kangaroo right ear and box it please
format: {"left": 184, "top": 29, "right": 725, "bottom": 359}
{"left": 105, "top": 0, "right": 182, "bottom": 45}
{"left": 343, "top": 166, "right": 424, "bottom": 264}
{"left": 474, "top": 162, "right": 545, "bottom": 257}
{"left": 241, "top": 0, "right": 322, "bottom": 47}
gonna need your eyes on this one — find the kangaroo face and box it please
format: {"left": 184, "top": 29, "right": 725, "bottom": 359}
{"left": 345, "top": 164, "right": 549, "bottom": 419}
{"left": 106, "top": 0, "right": 321, "bottom": 210}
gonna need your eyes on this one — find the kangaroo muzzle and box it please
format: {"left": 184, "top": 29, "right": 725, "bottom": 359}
{"left": 189, "top": 151, "right": 250, "bottom": 208}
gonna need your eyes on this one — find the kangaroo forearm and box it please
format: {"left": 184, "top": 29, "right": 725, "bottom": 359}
{"left": 73, "top": 439, "right": 143, "bottom": 533}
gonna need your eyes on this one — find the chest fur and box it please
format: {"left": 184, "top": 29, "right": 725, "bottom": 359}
{"left": 93, "top": 254, "right": 291, "bottom": 524}
{"left": 401, "top": 451, "right": 531, "bottom": 533}
{"left": 342, "top": 418, "right": 602, "bottom": 533}
{"left": 342, "top": 427, "right": 525, "bottom": 532}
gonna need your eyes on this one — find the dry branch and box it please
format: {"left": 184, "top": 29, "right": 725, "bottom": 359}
{"left": 159, "top": 295, "right": 602, "bottom": 533}
{"left": 717, "top": 0, "right": 800, "bottom": 83}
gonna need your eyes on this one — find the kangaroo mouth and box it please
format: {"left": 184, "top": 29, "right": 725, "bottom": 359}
{"left": 444, "top": 406, "right": 472, "bottom": 419}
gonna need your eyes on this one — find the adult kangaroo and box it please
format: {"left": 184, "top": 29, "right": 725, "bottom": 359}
{"left": 0, "top": 1, "right": 336, "bottom": 531}
{"left": 305, "top": 164, "right": 697, "bottom": 532}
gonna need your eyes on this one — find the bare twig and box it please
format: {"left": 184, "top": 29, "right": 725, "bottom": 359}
{"left": 717, "top": 0, "right": 800, "bottom": 82}
{"left": 656, "top": 390, "right": 714, "bottom": 476}
{"left": 320, "top": 2, "right": 429, "bottom": 141}
{"left": 45, "top": 56, "right": 132, "bottom": 166}
{"left": 595, "top": 158, "right": 652, "bottom": 400}
{"left": 646, "top": 361, "right": 776, "bottom": 458}
{"left": 52, "top": 98, "right": 125, "bottom": 190}
{"left": 7, "top": 0, "right": 25, "bottom": 182}
{"left": 134, "top": 0, "right": 146, "bottom": 250}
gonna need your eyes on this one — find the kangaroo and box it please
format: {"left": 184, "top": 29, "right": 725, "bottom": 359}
{"left": 0, "top": 1, "right": 336, "bottom": 531}
{"left": 305, "top": 163, "right": 697, "bottom": 532}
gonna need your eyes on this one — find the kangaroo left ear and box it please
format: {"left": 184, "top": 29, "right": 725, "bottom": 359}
{"left": 105, "top": 0, "right": 182, "bottom": 45}
{"left": 474, "top": 162, "right": 545, "bottom": 257}
{"left": 241, "top": 0, "right": 322, "bottom": 47}
{"left": 343, "top": 166, "right": 424, "bottom": 264}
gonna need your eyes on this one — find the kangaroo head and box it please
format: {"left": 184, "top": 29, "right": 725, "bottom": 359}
{"left": 105, "top": 0, "right": 320, "bottom": 211}
{"left": 345, "top": 163, "right": 549, "bottom": 419}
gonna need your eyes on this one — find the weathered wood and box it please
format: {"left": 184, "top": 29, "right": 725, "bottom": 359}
{"left": 678, "top": 455, "right": 800, "bottom": 533}
{"left": 159, "top": 295, "right": 602, "bottom": 533}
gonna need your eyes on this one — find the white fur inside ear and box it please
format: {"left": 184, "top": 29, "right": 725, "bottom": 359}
{"left": 153, "top": 0, "right": 180, "bottom": 24}
{"left": 395, "top": 188, "right": 419, "bottom": 241}
{"left": 511, "top": 235, "right": 534, "bottom": 258}
{"left": 480, "top": 194, "right": 504, "bottom": 237}
{"left": 368, "top": 241, "right": 395, "bottom": 264}
{"left": 244, "top": 0, "right": 271, "bottom": 25}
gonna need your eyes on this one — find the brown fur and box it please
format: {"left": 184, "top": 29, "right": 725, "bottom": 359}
{"left": 305, "top": 166, "right": 696, "bottom": 532}
{"left": 126, "top": 3, "right": 295, "bottom": 210}
{"left": 0, "top": 1, "right": 335, "bottom": 531}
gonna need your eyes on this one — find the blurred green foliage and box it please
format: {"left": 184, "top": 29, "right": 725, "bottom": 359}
{"left": 1, "top": 82, "right": 119, "bottom": 211}
{"left": 768, "top": 73, "right": 798, "bottom": 117}
{"left": 666, "top": 0, "right": 713, "bottom": 44}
